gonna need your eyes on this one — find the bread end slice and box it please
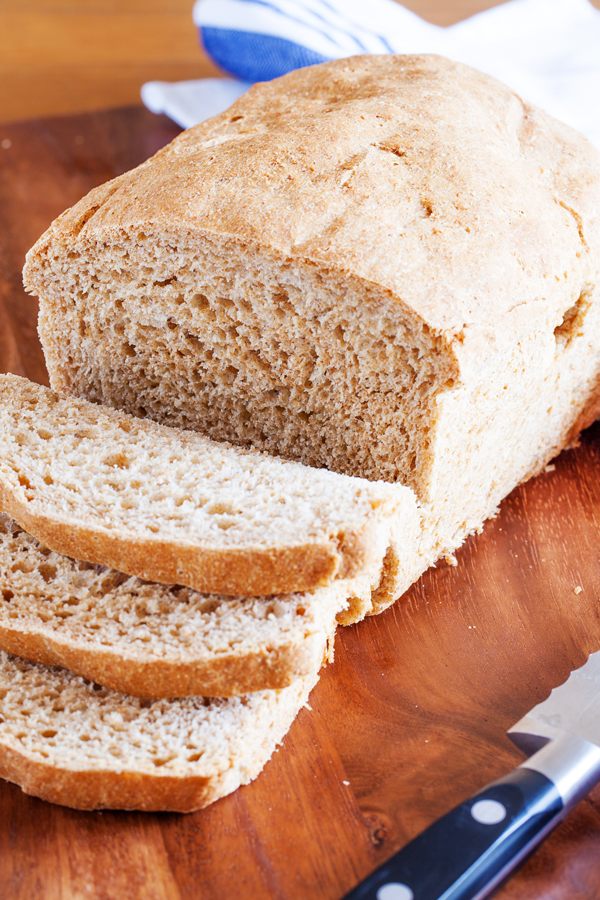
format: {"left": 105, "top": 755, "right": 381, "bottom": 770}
{"left": 0, "top": 651, "right": 316, "bottom": 811}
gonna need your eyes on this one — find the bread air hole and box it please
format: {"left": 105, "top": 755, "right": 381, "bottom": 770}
{"left": 104, "top": 452, "right": 130, "bottom": 470}
{"left": 11, "top": 560, "right": 34, "bottom": 574}
{"left": 206, "top": 502, "right": 238, "bottom": 516}
{"left": 55, "top": 607, "right": 76, "bottom": 622}
{"left": 216, "top": 519, "right": 236, "bottom": 530}
{"left": 554, "top": 289, "right": 591, "bottom": 349}
{"left": 152, "top": 756, "right": 176, "bottom": 767}
{"left": 190, "top": 293, "right": 209, "bottom": 311}
{"left": 38, "top": 563, "right": 57, "bottom": 583}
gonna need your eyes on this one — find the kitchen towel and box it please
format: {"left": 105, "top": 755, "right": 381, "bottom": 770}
{"left": 141, "top": 0, "right": 600, "bottom": 147}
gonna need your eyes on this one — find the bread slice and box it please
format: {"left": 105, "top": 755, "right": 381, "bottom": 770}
{"left": 0, "top": 375, "right": 421, "bottom": 603}
{"left": 24, "top": 54, "right": 600, "bottom": 581}
{"left": 0, "top": 513, "right": 349, "bottom": 698}
{"left": 0, "top": 650, "right": 316, "bottom": 811}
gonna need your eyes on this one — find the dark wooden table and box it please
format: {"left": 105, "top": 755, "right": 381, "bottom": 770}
{"left": 1, "top": 106, "right": 600, "bottom": 900}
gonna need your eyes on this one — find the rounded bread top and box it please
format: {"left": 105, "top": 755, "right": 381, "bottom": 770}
{"left": 26, "top": 55, "right": 600, "bottom": 368}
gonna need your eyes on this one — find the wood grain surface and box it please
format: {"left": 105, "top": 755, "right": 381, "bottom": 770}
{"left": 2, "top": 106, "right": 600, "bottom": 899}
{"left": 0, "top": 0, "right": 220, "bottom": 124}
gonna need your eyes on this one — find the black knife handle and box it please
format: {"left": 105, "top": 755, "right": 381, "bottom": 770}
{"left": 343, "top": 768, "right": 563, "bottom": 900}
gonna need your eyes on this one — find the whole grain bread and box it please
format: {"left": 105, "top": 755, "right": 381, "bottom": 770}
{"left": 0, "top": 650, "right": 316, "bottom": 811}
{"left": 12, "top": 51, "right": 600, "bottom": 816}
{"left": 0, "top": 374, "right": 421, "bottom": 607}
{"left": 0, "top": 513, "right": 347, "bottom": 698}
{"left": 23, "top": 55, "right": 600, "bottom": 584}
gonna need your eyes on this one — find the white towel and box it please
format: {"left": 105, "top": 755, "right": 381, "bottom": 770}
{"left": 141, "top": 0, "right": 600, "bottom": 147}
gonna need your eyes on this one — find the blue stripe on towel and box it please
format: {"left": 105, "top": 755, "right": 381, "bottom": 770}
{"left": 201, "top": 27, "right": 332, "bottom": 81}
{"left": 243, "top": 0, "right": 371, "bottom": 54}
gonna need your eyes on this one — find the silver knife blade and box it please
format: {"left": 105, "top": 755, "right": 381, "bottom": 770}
{"left": 508, "top": 648, "right": 600, "bottom": 810}
{"left": 509, "top": 648, "right": 600, "bottom": 753}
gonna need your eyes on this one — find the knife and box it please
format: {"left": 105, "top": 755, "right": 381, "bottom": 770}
{"left": 342, "top": 649, "right": 600, "bottom": 900}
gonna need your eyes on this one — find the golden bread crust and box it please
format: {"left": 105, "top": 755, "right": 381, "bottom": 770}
{"left": 25, "top": 54, "right": 600, "bottom": 367}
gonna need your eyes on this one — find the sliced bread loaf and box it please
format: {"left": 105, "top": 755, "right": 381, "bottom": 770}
{"left": 0, "top": 514, "right": 347, "bottom": 698}
{"left": 0, "top": 650, "right": 316, "bottom": 811}
{"left": 23, "top": 55, "right": 600, "bottom": 580}
{"left": 0, "top": 375, "right": 421, "bottom": 602}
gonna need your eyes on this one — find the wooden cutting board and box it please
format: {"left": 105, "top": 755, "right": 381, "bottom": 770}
{"left": 1, "top": 106, "right": 600, "bottom": 900}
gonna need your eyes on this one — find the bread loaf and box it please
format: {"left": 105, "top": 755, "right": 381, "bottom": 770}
{"left": 0, "top": 514, "right": 346, "bottom": 698}
{"left": 12, "top": 51, "right": 600, "bottom": 814}
{"left": 0, "top": 374, "right": 421, "bottom": 608}
{"left": 0, "top": 650, "right": 317, "bottom": 811}
{"left": 23, "top": 54, "right": 600, "bottom": 589}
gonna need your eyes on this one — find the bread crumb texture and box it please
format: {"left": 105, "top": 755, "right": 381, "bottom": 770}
{"left": 0, "top": 513, "right": 347, "bottom": 698}
{"left": 0, "top": 374, "right": 420, "bottom": 599}
{"left": 0, "top": 650, "right": 316, "bottom": 810}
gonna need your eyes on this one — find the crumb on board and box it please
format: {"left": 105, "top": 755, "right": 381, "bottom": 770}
{"left": 574, "top": 586, "right": 583, "bottom": 595}
{"left": 544, "top": 463, "right": 556, "bottom": 473}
